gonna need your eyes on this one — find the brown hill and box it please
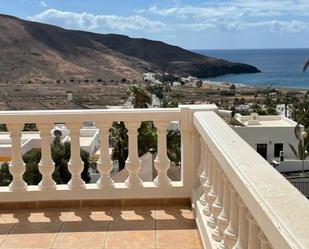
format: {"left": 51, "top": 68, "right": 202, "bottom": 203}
{"left": 0, "top": 14, "right": 260, "bottom": 83}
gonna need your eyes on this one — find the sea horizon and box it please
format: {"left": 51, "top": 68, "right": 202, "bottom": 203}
{"left": 195, "top": 48, "right": 309, "bottom": 90}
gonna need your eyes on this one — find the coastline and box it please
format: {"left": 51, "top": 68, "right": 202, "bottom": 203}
{"left": 201, "top": 79, "right": 309, "bottom": 92}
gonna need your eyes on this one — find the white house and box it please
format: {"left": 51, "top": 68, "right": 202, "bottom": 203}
{"left": 226, "top": 112, "right": 301, "bottom": 163}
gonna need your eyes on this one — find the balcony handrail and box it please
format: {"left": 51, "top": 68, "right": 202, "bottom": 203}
{"left": 0, "top": 108, "right": 180, "bottom": 124}
{"left": 194, "top": 111, "right": 309, "bottom": 249}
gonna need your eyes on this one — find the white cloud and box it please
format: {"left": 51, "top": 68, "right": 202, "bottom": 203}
{"left": 39, "top": 1, "right": 47, "bottom": 8}
{"left": 145, "top": 1, "right": 309, "bottom": 33}
{"left": 29, "top": 9, "right": 166, "bottom": 33}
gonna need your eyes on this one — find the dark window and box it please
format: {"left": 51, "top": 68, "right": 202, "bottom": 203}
{"left": 274, "top": 143, "right": 283, "bottom": 157}
{"left": 257, "top": 144, "right": 267, "bottom": 159}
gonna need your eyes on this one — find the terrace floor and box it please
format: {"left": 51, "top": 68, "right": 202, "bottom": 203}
{"left": 0, "top": 204, "right": 203, "bottom": 249}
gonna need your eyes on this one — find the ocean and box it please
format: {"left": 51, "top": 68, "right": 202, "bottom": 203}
{"left": 195, "top": 48, "right": 309, "bottom": 89}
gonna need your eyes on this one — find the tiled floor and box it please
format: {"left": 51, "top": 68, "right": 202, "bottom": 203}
{"left": 0, "top": 205, "right": 203, "bottom": 249}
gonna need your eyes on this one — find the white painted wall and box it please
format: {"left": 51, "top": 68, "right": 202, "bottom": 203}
{"left": 233, "top": 126, "right": 300, "bottom": 161}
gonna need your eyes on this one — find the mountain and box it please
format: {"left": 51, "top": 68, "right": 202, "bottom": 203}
{"left": 0, "top": 14, "right": 260, "bottom": 83}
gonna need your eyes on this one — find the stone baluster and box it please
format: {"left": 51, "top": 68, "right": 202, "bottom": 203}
{"left": 199, "top": 141, "right": 208, "bottom": 205}
{"left": 67, "top": 123, "right": 85, "bottom": 189}
{"left": 224, "top": 186, "right": 239, "bottom": 249}
{"left": 125, "top": 122, "right": 142, "bottom": 187}
{"left": 233, "top": 198, "right": 249, "bottom": 249}
{"left": 7, "top": 124, "right": 27, "bottom": 191}
{"left": 37, "top": 123, "right": 56, "bottom": 190}
{"left": 213, "top": 168, "right": 224, "bottom": 241}
{"left": 217, "top": 175, "right": 231, "bottom": 249}
{"left": 154, "top": 121, "right": 171, "bottom": 186}
{"left": 247, "top": 213, "right": 260, "bottom": 249}
{"left": 258, "top": 231, "right": 273, "bottom": 249}
{"left": 203, "top": 152, "right": 213, "bottom": 216}
{"left": 96, "top": 122, "right": 114, "bottom": 188}
{"left": 207, "top": 159, "right": 218, "bottom": 228}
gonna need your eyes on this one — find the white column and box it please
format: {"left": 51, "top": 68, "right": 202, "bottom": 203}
{"left": 224, "top": 186, "right": 239, "bottom": 249}
{"left": 232, "top": 198, "right": 249, "bottom": 249}
{"left": 125, "top": 122, "right": 142, "bottom": 187}
{"left": 154, "top": 121, "right": 171, "bottom": 186}
{"left": 67, "top": 123, "right": 85, "bottom": 189}
{"left": 7, "top": 124, "right": 27, "bottom": 191}
{"left": 203, "top": 152, "right": 213, "bottom": 216}
{"left": 217, "top": 176, "right": 231, "bottom": 249}
{"left": 96, "top": 122, "right": 114, "bottom": 188}
{"left": 247, "top": 213, "right": 260, "bottom": 249}
{"left": 37, "top": 123, "right": 56, "bottom": 190}
{"left": 213, "top": 168, "right": 224, "bottom": 241}
{"left": 258, "top": 232, "right": 273, "bottom": 249}
{"left": 207, "top": 159, "right": 218, "bottom": 228}
{"left": 199, "top": 141, "right": 208, "bottom": 205}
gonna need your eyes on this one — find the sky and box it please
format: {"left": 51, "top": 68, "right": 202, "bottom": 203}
{"left": 1, "top": 0, "right": 309, "bottom": 49}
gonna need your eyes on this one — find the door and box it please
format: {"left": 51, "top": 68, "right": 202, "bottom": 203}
{"left": 257, "top": 144, "right": 267, "bottom": 160}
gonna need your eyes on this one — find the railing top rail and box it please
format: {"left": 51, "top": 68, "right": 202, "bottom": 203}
{"left": 194, "top": 111, "right": 309, "bottom": 249}
{"left": 0, "top": 108, "right": 180, "bottom": 124}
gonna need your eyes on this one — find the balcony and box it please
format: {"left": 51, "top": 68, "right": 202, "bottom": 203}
{"left": 0, "top": 105, "right": 308, "bottom": 249}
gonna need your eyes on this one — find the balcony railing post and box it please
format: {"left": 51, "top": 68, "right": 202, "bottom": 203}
{"left": 258, "top": 231, "right": 273, "bottom": 249}
{"left": 247, "top": 213, "right": 260, "bottom": 249}
{"left": 218, "top": 175, "right": 231, "bottom": 249}
{"left": 154, "top": 121, "right": 171, "bottom": 186}
{"left": 204, "top": 154, "right": 213, "bottom": 216}
{"left": 7, "top": 123, "right": 27, "bottom": 191}
{"left": 37, "top": 123, "right": 56, "bottom": 190}
{"left": 67, "top": 123, "right": 85, "bottom": 190}
{"left": 198, "top": 139, "right": 207, "bottom": 205}
{"left": 224, "top": 186, "right": 239, "bottom": 249}
{"left": 233, "top": 198, "right": 249, "bottom": 249}
{"left": 96, "top": 122, "right": 114, "bottom": 188}
{"left": 213, "top": 168, "right": 224, "bottom": 241}
{"left": 125, "top": 122, "right": 142, "bottom": 187}
{"left": 207, "top": 159, "right": 218, "bottom": 228}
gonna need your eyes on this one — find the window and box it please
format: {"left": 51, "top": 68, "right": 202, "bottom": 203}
{"left": 274, "top": 143, "right": 283, "bottom": 157}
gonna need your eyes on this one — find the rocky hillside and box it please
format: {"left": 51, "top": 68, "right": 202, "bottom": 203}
{"left": 0, "top": 14, "right": 260, "bottom": 83}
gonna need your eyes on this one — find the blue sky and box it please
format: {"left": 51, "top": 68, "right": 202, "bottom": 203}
{"left": 1, "top": 0, "right": 309, "bottom": 49}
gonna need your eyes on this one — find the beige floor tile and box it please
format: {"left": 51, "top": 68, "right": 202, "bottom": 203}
{"left": 52, "top": 221, "right": 108, "bottom": 249}
{"left": 112, "top": 207, "right": 156, "bottom": 221}
{"left": 156, "top": 229, "right": 202, "bottom": 249}
{"left": 1, "top": 222, "right": 61, "bottom": 249}
{"left": 105, "top": 230, "right": 155, "bottom": 249}
{"left": 0, "top": 212, "right": 24, "bottom": 224}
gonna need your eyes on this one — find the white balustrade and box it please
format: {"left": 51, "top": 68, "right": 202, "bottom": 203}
{"left": 125, "top": 122, "right": 142, "bottom": 187}
{"left": 198, "top": 140, "right": 208, "bottom": 205}
{"left": 203, "top": 149, "right": 213, "bottom": 216}
{"left": 217, "top": 175, "right": 231, "bottom": 249}
{"left": 96, "top": 122, "right": 114, "bottom": 188}
{"left": 247, "top": 213, "right": 260, "bottom": 249}
{"left": 67, "top": 123, "right": 85, "bottom": 189}
{"left": 7, "top": 124, "right": 27, "bottom": 191}
{"left": 0, "top": 105, "right": 308, "bottom": 249}
{"left": 207, "top": 160, "right": 218, "bottom": 228}
{"left": 212, "top": 168, "right": 224, "bottom": 241}
{"left": 258, "top": 232, "right": 272, "bottom": 249}
{"left": 154, "top": 121, "right": 171, "bottom": 186}
{"left": 233, "top": 198, "right": 249, "bottom": 249}
{"left": 37, "top": 123, "right": 56, "bottom": 190}
{"left": 224, "top": 186, "right": 239, "bottom": 249}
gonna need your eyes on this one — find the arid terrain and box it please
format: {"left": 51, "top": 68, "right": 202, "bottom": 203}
{"left": 0, "top": 14, "right": 259, "bottom": 84}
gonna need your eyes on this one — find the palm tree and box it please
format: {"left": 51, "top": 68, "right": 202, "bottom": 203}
{"left": 127, "top": 85, "right": 152, "bottom": 108}
{"left": 303, "top": 59, "right": 309, "bottom": 72}
{"left": 288, "top": 124, "right": 308, "bottom": 175}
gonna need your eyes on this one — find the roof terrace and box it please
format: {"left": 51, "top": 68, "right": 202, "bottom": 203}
{"left": 0, "top": 105, "right": 308, "bottom": 249}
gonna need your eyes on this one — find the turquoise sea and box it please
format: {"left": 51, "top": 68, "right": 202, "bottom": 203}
{"left": 195, "top": 48, "right": 309, "bottom": 89}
